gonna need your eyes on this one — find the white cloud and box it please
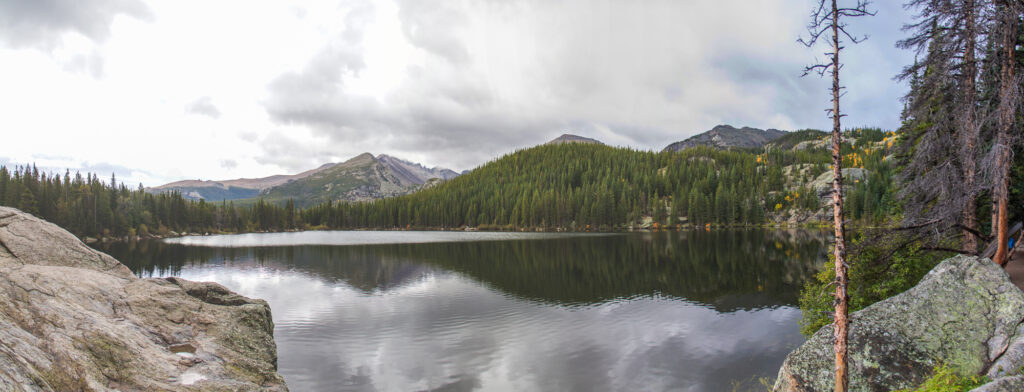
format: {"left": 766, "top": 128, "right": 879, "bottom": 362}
{"left": 0, "top": 0, "right": 914, "bottom": 186}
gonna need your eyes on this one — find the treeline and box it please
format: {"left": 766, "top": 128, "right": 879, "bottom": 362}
{"left": 0, "top": 165, "right": 300, "bottom": 238}
{"left": 2, "top": 130, "right": 898, "bottom": 237}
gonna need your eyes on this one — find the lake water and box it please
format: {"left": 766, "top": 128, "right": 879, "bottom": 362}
{"left": 95, "top": 230, "right": 827, "bottom": 392}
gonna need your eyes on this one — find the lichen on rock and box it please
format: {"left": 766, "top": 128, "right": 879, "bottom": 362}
{"left": 0, "top": 207, "right": 288, "bottom": 391}
{"left": 774, "top": 254, "right": 1024, "bottom": 391}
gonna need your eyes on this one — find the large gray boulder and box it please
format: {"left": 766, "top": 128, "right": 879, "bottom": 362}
{"left": 774, "top": 255, "right": 1024, "bottom": 391}
{"left": 0, "top": 207, "right": 288, "bottom": 391}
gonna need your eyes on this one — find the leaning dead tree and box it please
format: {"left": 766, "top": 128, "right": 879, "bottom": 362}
{"left": 799, "top": 1, "right": 874, "bottom": 390}
{"left": 896, "top": 0, "right": 1024, "bottom": 265}
{"left": 986, "top": 0, "right": 1022, "bottom": 265}
{"left": 960, "top": 0, "right": 983, "bottom": 254}
{"left": 896, "top": 0, "right": 988, "bottom": 256}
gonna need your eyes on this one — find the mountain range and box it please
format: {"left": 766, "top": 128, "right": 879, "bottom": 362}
{"left": 149, "top": 126, "right": 793, "bottom": 207}
{"left": 548, "top": 126, "right": 791, "bottom": 153}
{"left": 148, "top": 153, "right": 459, "bottom": 207}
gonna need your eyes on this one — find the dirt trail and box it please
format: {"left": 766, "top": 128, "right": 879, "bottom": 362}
{"left": 1005, "top": 251, "right": 1024, "bottom": 290}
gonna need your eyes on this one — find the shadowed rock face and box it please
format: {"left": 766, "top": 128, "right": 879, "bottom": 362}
{"left": 0, "top": 207, "right": 287, "bottom": 391}
{"left": 774, "top": 255, "right": 1024, "bottom": 391}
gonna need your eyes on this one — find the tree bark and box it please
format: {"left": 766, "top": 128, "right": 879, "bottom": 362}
{"left": 830, "top": 0, "right": 849, "bottom": 389}
{"left": 993, "top": 198, "right": 999, "bottom": 239}
{"left": 993, "top": 0, "right": 1018, "bottom": 267}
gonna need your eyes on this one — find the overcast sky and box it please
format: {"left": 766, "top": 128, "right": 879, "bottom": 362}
{"left": 0, "top": 0, "right": 915, "bottom": 187}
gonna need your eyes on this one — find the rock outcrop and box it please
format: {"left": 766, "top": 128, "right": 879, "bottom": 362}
{"left": 662, "top": 125, "right": 787, "bottom": 152}
{"left": 806, "top": 168, "right": 868, "bottom": 197}
{"left": 774, "top": 255, "right": 1024, "bottom": 391}
{"left": 546, "top": 134, "right": 604, "bottom": 145}
{"left": 0, "top": 207, "right": 287, "bottom": 391}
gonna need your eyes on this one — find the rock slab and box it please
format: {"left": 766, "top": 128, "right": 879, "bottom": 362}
{"left": 0, "top": 207, "right": 288, "bottom": 391}
{"left": 774, "top": 255, "right": 1024, "bottom": 391}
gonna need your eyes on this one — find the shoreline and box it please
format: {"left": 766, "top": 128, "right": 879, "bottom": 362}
{"left": 85, "top": 220, "right": 848, "bottom": 244}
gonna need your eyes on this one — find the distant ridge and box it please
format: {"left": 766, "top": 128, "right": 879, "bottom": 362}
{"left": 147, "top": 162, "right": 339, "bottom": 201}
{"left": 663, "top": 125, "right": 787, "bottom": 152}
{"left": 148, "top": 153, "right": 459, "bottom": 204}
{"left": 376, "top": 154, "right": 460, "bottom": 184}
{"left": 546, "top": 134, "right": 603, "bottom": 145}
{"left": 150, "top": 162, "right": 337, "bottom": 191}
{"left": 255, "top": 152, "right": 461, "bottom": 207}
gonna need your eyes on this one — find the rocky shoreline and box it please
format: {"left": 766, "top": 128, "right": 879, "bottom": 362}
{"left": 0, "top": 207, "right": 288, "bottom": 391}
{"left": 774, "top": 255, "right": 1024, "bottom": 391}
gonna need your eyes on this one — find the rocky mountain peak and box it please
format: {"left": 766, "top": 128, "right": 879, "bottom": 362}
{"left": 663, "top": 125, "right": 788, "bottom": 152}
{"left": 546, "top": 134, "right": 604, "bottom": 145}
{"left": 344, "top": 152, "right": 378, "bottom": 166}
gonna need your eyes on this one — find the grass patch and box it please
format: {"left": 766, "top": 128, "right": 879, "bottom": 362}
{"left": 895, "top": 364, "right": 988, "bottom": 392}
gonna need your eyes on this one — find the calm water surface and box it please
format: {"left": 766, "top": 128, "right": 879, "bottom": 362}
{"left": 96, "top": 230, "right": 827, "bottom": 392}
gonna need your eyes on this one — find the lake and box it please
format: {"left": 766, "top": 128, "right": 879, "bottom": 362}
{"left": 94, "top": 229, "right": 827, "bottom": 392}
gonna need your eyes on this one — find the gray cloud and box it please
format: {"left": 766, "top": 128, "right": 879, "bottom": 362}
{"left": 0, "top": 0, "right": 152, "bottom": 49}
{"left": 261, "top": 0, "right": 916, "bottom": 172}
{"left": 263, "top": 0, "right": 377, "bottom": 139}
{"left": 60, "top": 49, "right": 105, "bottom": 78}
{"left": 396, "top": 0, "right": 470, "bottom": 64}
{"left": 239, "top": 131, "right": 259, "bottom": 143}
{"left": 253, "top": 131, "right": 342, "bottom": 172}
{"left": 219, "top": 159, "right": 238, "bottom": 170}
{"left": 185, "top": 96, "right": 222, "bottom": 119}
{"left": 265, "top": 46, "right": 377, "bottom": 130}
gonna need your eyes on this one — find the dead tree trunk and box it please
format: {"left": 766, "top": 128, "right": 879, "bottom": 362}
{"left": 828, "top": 2, "right": 850, "bottom": 389}
{"left": 800, "top": 1, "right": 873, "bottom": 390}
{"left": 992, "top": 0, "right": 1019, "bottom": 266}
{"left": 961, "top": 0, "right": 980, "bottom": 254}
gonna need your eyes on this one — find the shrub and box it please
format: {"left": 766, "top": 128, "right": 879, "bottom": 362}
{"left": 798, "top": 233, "right": 949, "bottom": 336}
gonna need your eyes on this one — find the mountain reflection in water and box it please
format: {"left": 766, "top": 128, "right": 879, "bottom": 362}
{"left": 97, "top": 230, "right": 826, "bottom": 392}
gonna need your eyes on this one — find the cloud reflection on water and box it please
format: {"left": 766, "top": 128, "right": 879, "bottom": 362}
{"left": 177, "top": 261, "right": 803, "bottom": 392}
{"left": 100, "top": 230, "right": 826, "bottom": 391}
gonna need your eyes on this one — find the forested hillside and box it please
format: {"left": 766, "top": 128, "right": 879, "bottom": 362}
{"left": 301, "top": 128, "right": 897, "bottom": 230}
